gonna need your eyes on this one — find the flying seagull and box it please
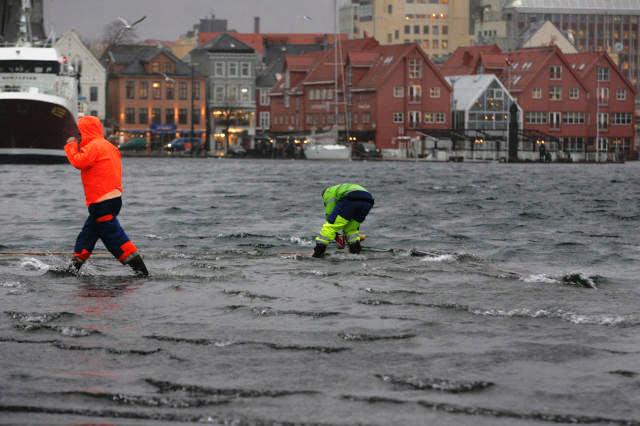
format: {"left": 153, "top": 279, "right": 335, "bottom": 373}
{"left": 116, "top": 16, "right": 147, "bottom": 29}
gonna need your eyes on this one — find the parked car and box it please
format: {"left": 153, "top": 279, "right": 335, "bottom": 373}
{"left": 118, "top": 137, "right": 147, "bottom": 152}
{"left": 353, "top": 142, "right": 382, "bottom": 160}
{"left": 227, "top": 144, "right": 247, "bottom": 157}
{"left": 165, "top": 137, "right": 201, "bottom": 154}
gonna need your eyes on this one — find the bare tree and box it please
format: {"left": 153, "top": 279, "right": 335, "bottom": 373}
{"left": 101, "top": 19, "right": 138, "bottom": 46}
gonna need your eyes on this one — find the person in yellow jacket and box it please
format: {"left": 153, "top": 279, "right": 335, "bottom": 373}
{"left": 313, "top": 183, "right": 374, "bottom": 257}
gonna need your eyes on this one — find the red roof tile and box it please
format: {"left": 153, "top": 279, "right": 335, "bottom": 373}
{"left": 348, "top": 51, "right": 379, "bottom": 67}
{"left": 440, "top": 44, "right": 502, "bottom": 76}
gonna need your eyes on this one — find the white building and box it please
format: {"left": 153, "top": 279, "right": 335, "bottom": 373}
{"left": 446, "top": 74, "right": 523, "bottom": 161}
{"left": 54, "top": 30, "right": 106, "bottom": 120}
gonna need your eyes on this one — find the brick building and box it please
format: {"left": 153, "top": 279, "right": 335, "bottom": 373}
{"left": 105, "top": 45, "right": 206, "bottom": 150}
{"left": 270, "top": 37, "right": 451, "bottom": 156}
{"left": 442, "top": 44, "right": 636, "bottom": 160}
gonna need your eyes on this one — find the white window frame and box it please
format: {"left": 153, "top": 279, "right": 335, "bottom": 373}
{"left": 228, "top": 62, "right": 238, "bottom": 77}
{"left": 409, "top": 85, "right": 422, "bottom": 102}
{"left": 525, "top": 111, "right": 547, "bottom": 125}
{"left": 549, "top": 86, "right": 562, "bottom": 101}
{"left": 429, "top": 87, "right": 440, "bottom": 98}
{"left": 259, "top": 111, "right": 270, "bottom": 129}
{"left": 569, "top": 87, "right": 579, "bottom": 100}
{"left": 408, "top": 110, "right": 421, "bottom": 127}
{"left": 532, "top": 87, "right": 542, "bottom": 99}
{"left": 259, "top": 88, "right": 270, "bottom": 106}
{"left": 214, "top": 62, "right": 225, "bottom": 77}
{"left": 408, "top": 58, "right": 422, "bottom": 79}
{"left": 393, "top": 86, "right": 405, "bottom": 98}
{"left": 597, "top": 67, "right": 609, "bottom": 81}
{"left": 616, "top": 88, "right": 627, "bottom": 101}
{"left": 241, "top": 62, "right": 251, "bottom": 77}
{"left": 550, "top": 65, "right": 562, "bottom": 80}
{"left": 214, "top": 85, "right": 225, "bottom": 102}
{"left": 598, "top": 87, "right": 609, "bottom": 106}
{"left": 392, "top": 112, "right": 404, "bottom": 123}
{"left": 612, "top": 112, "right": 632, "bottom": 125}
{"left": 597, "top": 112, "right": 609, "bottom": 130}
{"left": 227, "top": 85, "right": 238, "bottom": 102}
{"left": 549, "top": 111, "right": 561, "bottom": 130}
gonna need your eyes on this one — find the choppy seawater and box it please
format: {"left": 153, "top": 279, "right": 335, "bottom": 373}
{"left": 1, "top": 158, "right": 640, "bottom": 425}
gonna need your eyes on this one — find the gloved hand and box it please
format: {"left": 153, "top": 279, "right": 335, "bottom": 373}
{"left": 335, "top": 234, "right": 346, "bottom": 249}
{"left": 312, "top": 243, "right": 327, "bottom": 258}
{"left": 348, "top": 240, "right": 362, "bottom": 254}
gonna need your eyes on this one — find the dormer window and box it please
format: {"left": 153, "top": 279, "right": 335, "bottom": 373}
{"left": 151, "top": 62, "right": 160, "bottom": 73}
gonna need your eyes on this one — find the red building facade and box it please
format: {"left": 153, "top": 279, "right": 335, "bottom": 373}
{"left": 270, "top": 37, "right": 452, "bottom": 153}
{"left": 566, "top": 52, "right": 636, "bottom": 159}
{"left": 442, "top": 45, "right": 636, "bottom": 160}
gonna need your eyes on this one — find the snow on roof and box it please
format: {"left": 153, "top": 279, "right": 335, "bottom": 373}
{"left": 446, "top": 74, "right": 513, "bottom": 111}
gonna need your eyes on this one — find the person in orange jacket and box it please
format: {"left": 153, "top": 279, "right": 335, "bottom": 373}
{"left": 64, "top": 116, "right": 148, "bottom": 276}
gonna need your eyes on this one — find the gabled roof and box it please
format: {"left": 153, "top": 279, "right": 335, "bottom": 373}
{"left": 440, "top": 44, "right": 503, "bottom": 76}
{"left": 490, "top": 45, "right": 589, "bottom": 93}
{"left": 354, "top": 44, "right": 414, "bottom": 88}
{"left": 446, "top": 74, "right": 518, "bottom": 111}
{"left": 273, "top": 38, "right": 450, "bottom": 95}
{"left": 298, "top": 38, "right": 380, "bottom": 87}
{"left": 565, "top": 51, "right": 637, "bottom": 94}
{"left": 54, "top": 30, "right": 105, "bottom": 72}
{"left": 358, "top": 43, "right": 451, "bottom": 91}
{"left": 196, "top": 33, "right": 256, "bottom": 54}
{"left": 107, "top": 44, "right": 197, "bottom": 76}
{"left": 198, "top": 32, "right": 263, "bottom": 53}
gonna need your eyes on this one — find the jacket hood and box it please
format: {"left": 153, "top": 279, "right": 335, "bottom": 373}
{"left": 78, "top": 116, "right": 104, "bottom": 146}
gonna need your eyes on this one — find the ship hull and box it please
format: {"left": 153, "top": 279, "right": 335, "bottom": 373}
{"left": 0, "top": 96, "right": 78, "bottom": 164}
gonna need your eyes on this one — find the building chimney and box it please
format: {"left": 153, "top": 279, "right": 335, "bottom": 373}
{"left": 254, "top": 17, "right": 260, "bottom": 34}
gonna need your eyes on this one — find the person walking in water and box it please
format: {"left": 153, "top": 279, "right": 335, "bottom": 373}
{"left": 313, "top": 183, "right": 374, "bottom": 258}
{"left": 64, "top": 116, "right": 148, "bottom": 276}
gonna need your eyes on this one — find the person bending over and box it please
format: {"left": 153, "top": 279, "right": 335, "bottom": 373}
{"left": 64, "top": 116, "right": 148, "bottom": 277}
{"left": 313, "top": 183, "right": 374, "bottom": 258}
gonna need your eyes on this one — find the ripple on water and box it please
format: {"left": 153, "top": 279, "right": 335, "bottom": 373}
{"left": 376, "top": 374, "right": 494, "bottom": 393}
{"left": 471, "top": 307, "right": 640, "bottom": 327}
{"left": 338, "top": 329, "right": 416, "bottom": 342}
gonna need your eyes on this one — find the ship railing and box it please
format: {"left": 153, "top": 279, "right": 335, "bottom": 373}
{"left": 0, "top": 76, "right": 77, "bottom": 100}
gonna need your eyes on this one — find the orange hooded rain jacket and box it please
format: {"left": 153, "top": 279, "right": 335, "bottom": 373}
{"left": 64, "top": 116, "right": 123, "bottom": 206}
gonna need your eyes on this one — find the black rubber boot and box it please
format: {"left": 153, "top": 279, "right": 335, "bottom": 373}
{"left": 348, "top": 240, "right": 362, "bottom": 254}
{"left": 67, "top": 256, "right": 84, "bottom": 274}
{"left": 312, "top": 243, "right": 327, "bottom": 258}
{"left": 125, "top": 253, "right": 149, "bottom": 277}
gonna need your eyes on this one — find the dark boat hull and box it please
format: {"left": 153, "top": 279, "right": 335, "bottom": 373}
{"left": 0, "top": 97, "right": 79, "bottom": 164}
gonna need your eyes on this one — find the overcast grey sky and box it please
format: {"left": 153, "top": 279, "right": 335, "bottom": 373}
{"left": 44, "top": 0, "right": 342, "bottom": 41}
